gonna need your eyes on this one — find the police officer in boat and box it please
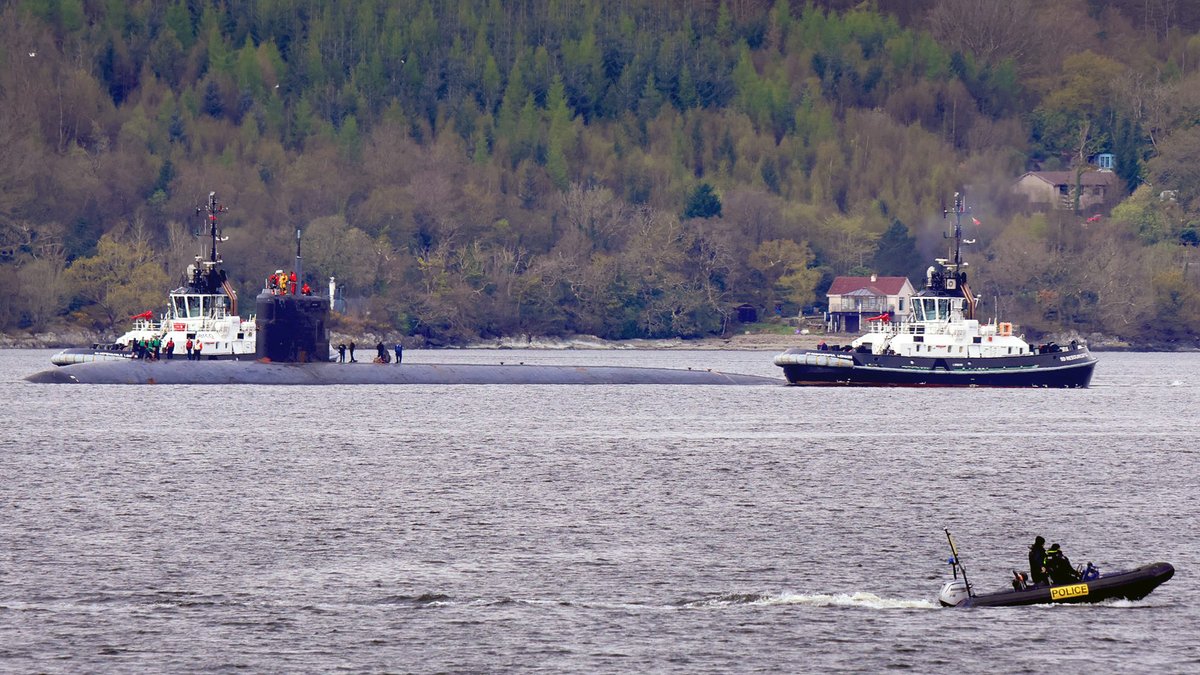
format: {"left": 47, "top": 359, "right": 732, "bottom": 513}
{"left": 1045, "top": 543, "right": 1080, "bottom": 584}
{"left": 1029, "top": 536, "right": 1048, "bottom": 586}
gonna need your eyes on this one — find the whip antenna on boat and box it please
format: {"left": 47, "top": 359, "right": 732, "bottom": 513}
{"left": 944, "top": 528, "right": 973, "bottom": 597}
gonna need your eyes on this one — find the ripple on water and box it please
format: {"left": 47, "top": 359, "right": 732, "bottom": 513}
{"left": 1, "top": 349, "right": 1197, "bottom": 672}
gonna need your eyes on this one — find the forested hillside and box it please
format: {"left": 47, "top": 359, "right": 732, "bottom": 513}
{"left": 2, "top": 0, "right": 1199, "bottom": 346}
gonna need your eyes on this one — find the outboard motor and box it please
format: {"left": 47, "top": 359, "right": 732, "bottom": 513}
{"left": 938, "top": 579, "right": 971, "bottom": 607}
{"left": 940, "top": 529, "right": 974, "bottom": 607}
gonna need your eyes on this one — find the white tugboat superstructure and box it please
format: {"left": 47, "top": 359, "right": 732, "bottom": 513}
{"left": 51, "top": 193, "right": 257, "bottom": 366}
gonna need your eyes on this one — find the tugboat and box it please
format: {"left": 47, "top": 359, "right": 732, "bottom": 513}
{"left": 51, "top": 193, "right": 256, "bottom": 365}
{"left": 773, "top": 193, "right": 1098, "bottom": 387}
{"left": 937, "top": 529, "right": 1173, "bottom": 608}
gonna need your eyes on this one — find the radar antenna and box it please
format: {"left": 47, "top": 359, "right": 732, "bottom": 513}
{"left": 187, "top": 192, "right": 233, "bottom": 301}
{"left": 940, "top": 192, "right": 978, "bottom": 319}
{"left": 195, "top": 191, "right": 229, "bottom": 265}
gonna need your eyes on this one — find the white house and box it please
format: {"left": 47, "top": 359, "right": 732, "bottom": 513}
{"left": 826, "top": 274, "right": 915, "bottom": 333}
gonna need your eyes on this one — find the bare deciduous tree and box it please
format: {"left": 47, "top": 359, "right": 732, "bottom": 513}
{"left": 927, "top": 0, "right": 1048, "bottom": 74}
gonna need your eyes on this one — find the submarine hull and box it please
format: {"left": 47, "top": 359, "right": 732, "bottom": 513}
{"left": 26, "top": 360, "right": 782, "bottom": 386}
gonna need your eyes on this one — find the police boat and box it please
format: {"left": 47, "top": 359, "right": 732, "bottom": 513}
{"left": 937, "top": 529, "right": 1173, "bottom": 608}
{"left": 773, "top": 193, "right": 1098, "bottom": 387}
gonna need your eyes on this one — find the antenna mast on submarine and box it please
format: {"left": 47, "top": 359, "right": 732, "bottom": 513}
{"left": 294, "top": 228, "right": 303, "bottom": 287}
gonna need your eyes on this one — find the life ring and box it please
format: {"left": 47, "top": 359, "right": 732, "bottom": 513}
{"left": 998, "top": 322, "right": 1013, "bottom": 336}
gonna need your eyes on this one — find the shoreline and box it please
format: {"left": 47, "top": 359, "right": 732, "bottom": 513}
{"left": 458, "top": 333, "right": 826, "bottom": 351}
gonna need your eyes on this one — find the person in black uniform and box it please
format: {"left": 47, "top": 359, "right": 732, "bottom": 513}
{"left": 1029, "top": 536, "right": 1048, "bottom": 585}
{"left": 1045, "top": 543, "right": 1079, "bottom": 584}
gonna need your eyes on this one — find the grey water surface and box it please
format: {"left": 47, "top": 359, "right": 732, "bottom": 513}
{"left": 2, "top": 348, "right": 1198, "bottom": 673}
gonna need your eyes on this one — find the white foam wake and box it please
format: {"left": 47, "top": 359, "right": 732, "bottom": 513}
{"left": 683, "top": 591, "right": 936, "bottom": 610}
{"left": 770, "top": 591, "right": 937, "bottom": 609}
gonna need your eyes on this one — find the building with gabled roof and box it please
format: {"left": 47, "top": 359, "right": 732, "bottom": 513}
{"left": 1013, "top": 170, "right": 1118, "bottom": 212}
{"left": 826, "top": 274, "right": 915, "bottom": 333}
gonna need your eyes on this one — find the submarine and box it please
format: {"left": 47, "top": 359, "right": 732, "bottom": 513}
{"left": 26, "top": 359, "right": 780, "bottom": 385}
{"left": 27, "top": 191, "right": 781, "bottom": 387}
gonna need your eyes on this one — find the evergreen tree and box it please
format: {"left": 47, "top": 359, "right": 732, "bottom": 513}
{"left": 545, "top": 75, "right": 573, "bottom": 191}
{"left": 871, "top": 219, "right": 921, "bottom": 281}
{"left": 1113, "top": 117, "right": 1142, "bottom": 195}
{"left": 202, "top": 80, "right": 224, "bottom": 118}
{"left": 684, "top": 183, "right": 722, "bottom": 219}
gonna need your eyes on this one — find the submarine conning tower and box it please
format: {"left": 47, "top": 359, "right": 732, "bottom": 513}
{"left": 255, "top": 227, "right": 331, "bottom": 362}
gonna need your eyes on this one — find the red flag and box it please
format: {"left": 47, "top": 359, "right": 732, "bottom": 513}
{"left": 971, "top": 216, "right": 982, "bottom": 226}
{"left": 130, "top": 310, "right": 153, "bottom": 321}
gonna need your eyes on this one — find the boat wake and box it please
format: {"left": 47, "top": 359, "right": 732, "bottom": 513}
{"left": 680, "top": 591, "right": 936, "bottom": 610}
{"left": 354, "top": 591, "right": 937, "bottom": 612}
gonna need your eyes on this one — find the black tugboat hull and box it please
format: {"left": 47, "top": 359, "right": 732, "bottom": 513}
{"left": 950, "top": 562, "right": 1174, "bottom": 608}
{"left": 776, "top": 348, "right": 1097, "bottom": 387}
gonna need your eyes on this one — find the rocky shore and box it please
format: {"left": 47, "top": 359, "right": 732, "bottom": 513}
{"left": 0, "top": 329, "right": 105, "bottom": 350}
{"left": 457, "top": 332, "right": 826, "bottom": 351}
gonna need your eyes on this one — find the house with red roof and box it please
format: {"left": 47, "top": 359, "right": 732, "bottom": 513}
{"left": 826, "top": 274, "right": 915, "bottom": 333}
